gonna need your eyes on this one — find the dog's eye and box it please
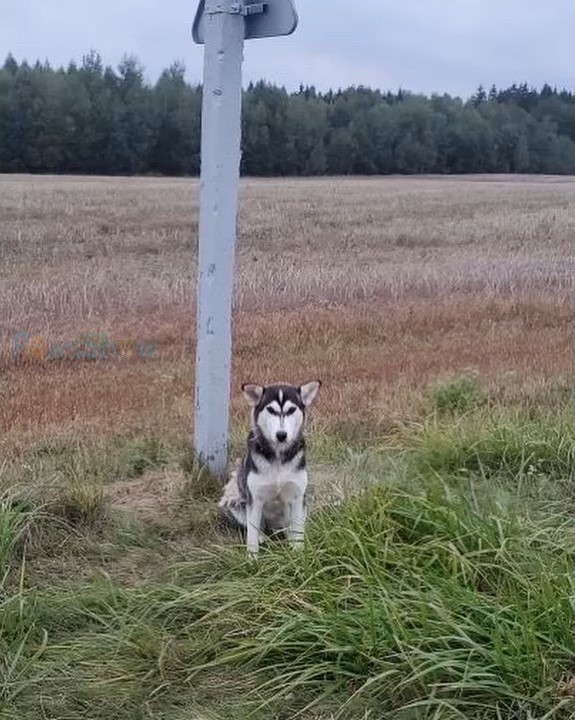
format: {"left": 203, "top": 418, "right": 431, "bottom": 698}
{"left": 266, "top": 407, "right": 279, "bottom": 416}
{"left": 285, "top": 407, "right": 296, "bottom": 416}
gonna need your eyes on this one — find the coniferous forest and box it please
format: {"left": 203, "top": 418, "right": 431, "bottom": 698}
{"left": 1, "top": 51, "right": 574, "bottom": 177}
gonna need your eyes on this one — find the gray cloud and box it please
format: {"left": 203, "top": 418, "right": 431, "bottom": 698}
{"left": 3, "top": 0, "right": 573, "bottom": 96}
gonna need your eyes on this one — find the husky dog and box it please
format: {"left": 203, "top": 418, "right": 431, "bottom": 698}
{"left": 218, "top": 380, "right": 321, "bottom": 556}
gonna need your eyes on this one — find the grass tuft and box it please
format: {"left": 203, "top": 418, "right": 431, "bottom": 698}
{"left": 45, "top": 478, "right": 107, "bottom": 529}
{"left": 179, "top": 449, "right": 223, "bottom": 500}
{"left": 403, "top": 409, "right": 574, "bottom": 488}
{"left": 0, "top": 491, "right": 37, "bottom": 576}
{"left": 430, "top": 374, "right": 486, "bottom": 415}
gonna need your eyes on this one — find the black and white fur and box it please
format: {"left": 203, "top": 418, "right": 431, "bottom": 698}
{"left": 218, "top": 380, "right": 321, "bottom": 556}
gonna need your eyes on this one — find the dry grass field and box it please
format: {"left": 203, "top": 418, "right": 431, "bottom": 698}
{"left": 1, "top": 173, "right": 574, "bottom": 448}
{"left": 1, "top": 173, "right": 574, "bottom": 719}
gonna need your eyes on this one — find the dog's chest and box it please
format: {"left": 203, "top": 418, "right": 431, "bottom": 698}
{"left": 248, "top": 461, "right": 307, "bottom": 527}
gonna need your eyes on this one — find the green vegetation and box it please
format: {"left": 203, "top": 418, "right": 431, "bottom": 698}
{"left": 6, "top": 435, "right": 175, "bottom": 486}
{"left": 1, "top": 51, "right": 575, "bottom": 176}
{"left": 0, "top": 404, "right": 573, "bottom": 719}
{"left": 405, "top": 409, "right": 573, "bottom": 484}
{"left": 430, "top": 375, "right": 486, "bottom": 415}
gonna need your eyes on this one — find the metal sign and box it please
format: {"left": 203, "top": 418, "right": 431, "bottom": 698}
{"left": 192, "top": 0, "right": 298, "bottom": 44}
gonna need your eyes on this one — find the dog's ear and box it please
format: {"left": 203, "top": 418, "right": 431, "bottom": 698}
{"left": 299, "top": 380, "right": 321, "bottom": 407}
{"left": 242, "top": 383, "right": 264, "bottom": 406}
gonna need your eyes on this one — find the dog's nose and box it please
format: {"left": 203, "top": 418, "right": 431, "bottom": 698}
{"left": 276, "top": 431, "right": 288, "bottom": 443}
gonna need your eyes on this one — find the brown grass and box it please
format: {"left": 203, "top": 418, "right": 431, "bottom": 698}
{"left": 1, "top": 173, "right": 573, "bottom": 449}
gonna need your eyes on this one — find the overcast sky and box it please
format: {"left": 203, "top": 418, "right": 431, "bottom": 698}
{"left": 2, "top": 0, "right": 574, "bottom": 97}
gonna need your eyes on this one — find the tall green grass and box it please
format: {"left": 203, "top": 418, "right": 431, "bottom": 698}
{"left": 401, "top": 409, "right": 573, "bottom": 497}
{"left": 169, "top": 480, "right": 574, "bottom": 718}
{"left": 2, "top": 475, "right": 574, "bottom": 719}
{"left": 0, "top": 406, "right": 573, "bottom": 719}
{"left": 0, "top": 490, "right": 39, "bottom": 578}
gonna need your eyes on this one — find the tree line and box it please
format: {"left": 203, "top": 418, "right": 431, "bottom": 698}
{"left": 1, "top": 51, "right": 574, "bottom": 176}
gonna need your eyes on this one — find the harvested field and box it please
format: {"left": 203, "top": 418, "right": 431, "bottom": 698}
{"left": 1, "top": 174, "right": 574, "bottom": 447}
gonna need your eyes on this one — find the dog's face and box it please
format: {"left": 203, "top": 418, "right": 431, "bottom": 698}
{"left": 242, "top": 381, "right": 321, "bottom": 449}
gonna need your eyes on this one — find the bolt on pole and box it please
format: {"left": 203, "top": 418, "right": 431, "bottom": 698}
{"left": 193, "top": 0, "right": 245, "bottom": 477}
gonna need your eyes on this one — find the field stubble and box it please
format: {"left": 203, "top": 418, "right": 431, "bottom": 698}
{"left": 1, "top": 174, "right": 574, "bottom": 445}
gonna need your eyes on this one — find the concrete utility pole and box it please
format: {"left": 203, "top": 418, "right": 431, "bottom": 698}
{"left": 192, "top": 0, "right": 298, "bottom": 476}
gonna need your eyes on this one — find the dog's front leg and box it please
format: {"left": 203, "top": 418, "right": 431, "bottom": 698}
{"left": 287, "top": 482, "right": 307, "bottom": 549}
{"left": 246, "top": 497, "right": 263, "bottom": 557}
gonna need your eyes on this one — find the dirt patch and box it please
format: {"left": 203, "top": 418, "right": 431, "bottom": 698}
{"left": 106, "top": 469, "right": 186, "bottom": 527}
{"left": 105, "top": 468, "right": 225, "bottom": 543}
{"left": 106, "top": 464, "right": 346, "bottom": 529}
{"left": 309, "top": 464, "right": 346, "bottom": 507}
